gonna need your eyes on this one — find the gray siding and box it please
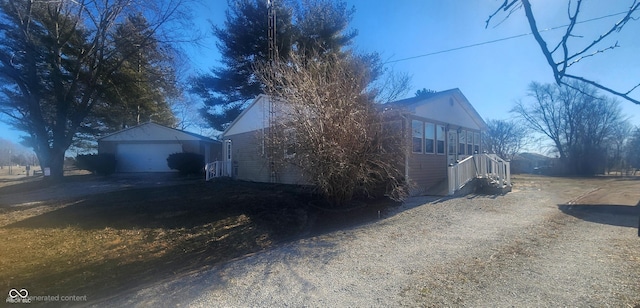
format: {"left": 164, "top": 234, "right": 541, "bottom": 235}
{"left": 226, "top": 130, "right": 306, "bottom": 185}
{"left": 405, "top": 115, "right": 481, "bottom": 195}
{"left": 407, "top": 152, "right": 447, "bottom": 194}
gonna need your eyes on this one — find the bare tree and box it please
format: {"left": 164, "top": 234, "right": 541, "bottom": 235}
{"left": 513, "top": 81, "right": 627, "bottom": 175}
{"left": 487, "top": 0, "right": 640, "bottom": 104}
{"left": 0, "top": 138, "right": 35, "bottom": 167}
{"left": 483, "top": 119, "right": 528, "bottom": 160}
{"left": 604, "top": 120, "right": 632, "bottom": 174}
{"left": 625, "top": 126, "right": 640, "bottom": 174}
{"left": 374, "top": 69, "right": 412, "bottom": 104}
{"left": 255, "top": 51, "right": 407, "bottom": 206}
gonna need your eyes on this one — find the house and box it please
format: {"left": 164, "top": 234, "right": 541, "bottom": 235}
{"left": 382, "top": 89, "right": 489, "bottom": 195}
{"left": 98, "top": 122, "right": 221, "bottom": 173}
{"left": 511, "top": 152, "right": 552, "bottom": 174}
{"left": 212, "top": 89, "right": 510, "bottom": 195}
{"left": 215, "top": 94, "right": 303, "bottom": 184}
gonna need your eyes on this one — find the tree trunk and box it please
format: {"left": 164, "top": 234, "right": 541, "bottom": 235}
{"left": 36, "top": 145, "right": 66, "bottom": 180}
{"left": 48, "top": 152, "right": 65, "bottom": 179}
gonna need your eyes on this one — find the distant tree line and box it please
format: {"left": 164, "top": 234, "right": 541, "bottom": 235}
{"left": 0, "top": 138, "right": 37, "bottom": 166}
{"left": 484, "top": 80, "right": 638, "bottom": 176}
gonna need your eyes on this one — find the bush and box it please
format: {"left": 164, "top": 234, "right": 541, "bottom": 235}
{"left": 75, "top": 154, "right": 117, "bottom": 175}
{"left": 166, "top": 152, "right": 204, "bottom": 175}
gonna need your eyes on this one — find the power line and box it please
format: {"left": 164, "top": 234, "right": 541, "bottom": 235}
{"left": 383, "top": 11, "right": 631, "bottom": 64}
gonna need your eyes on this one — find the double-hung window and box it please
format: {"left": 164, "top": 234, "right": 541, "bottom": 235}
{"left": 412, "top": 120, "right": 423, "bottom": 153}
{"left": 458, "top": 130, "right": 466, "bottom": 155}
{"left": 424, "top": 122, "right": 435, "bottom": 154}
{"left": 436, "top": 125, "right": 445, "bottom": 154}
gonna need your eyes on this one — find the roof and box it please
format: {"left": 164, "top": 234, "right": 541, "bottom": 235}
{"left": 223, "top": 88, "right": 488, "bottom": 137}
{"left": 98, "top": 122, "right": 220, "bottom": 143}
{"left": 385, "top": 88, "right": 459, "bottom": 107}
{"left": 222, "top": 94, "right": 269, "bottom": 137}
{"left": 384, "top": 88, "right": 488, "bottom": 131}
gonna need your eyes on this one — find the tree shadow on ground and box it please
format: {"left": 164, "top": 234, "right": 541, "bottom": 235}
{"left": 1, "top": 179, "right": 396, "bottom": 302}
{"left": 3, "top": 181, "right": 311, "bottom": 230}
{"left": 557, "top": 203, "right": 640, "bottom": 229}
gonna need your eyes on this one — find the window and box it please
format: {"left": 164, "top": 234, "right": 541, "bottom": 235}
{"left": 225, "top": 140, "right": 232, "bottom": 160}
{"left": 467, "top": 130, "right": 473, "bottom": 154}
{"left": 425, "top": 122, "right": 435, "bottom": 154}
{"left": 412, "top": 120, "right": 423, "bottom": 153}
{"left": 474, "top": 132, "right": 480, "bottom": 154}
{"left": 436, "top": 125, "right": 445, "bottom": 154}
{"left": 284, "top": 128, "right": 296, "bottom": 158}
{"left": 458, "top": 129, "right": 466, "bottom": 155}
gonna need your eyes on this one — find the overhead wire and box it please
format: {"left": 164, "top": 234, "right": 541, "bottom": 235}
{"left": 383, "top": 11, "right": 633, "bottom": 64}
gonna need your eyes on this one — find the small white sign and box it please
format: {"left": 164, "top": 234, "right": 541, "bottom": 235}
{"left": 44, "top": 167, "right": 50, "bottom": 176}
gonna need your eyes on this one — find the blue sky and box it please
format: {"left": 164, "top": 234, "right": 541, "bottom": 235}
{"left": 2, "top": 0, "right": 639, "bottom": 152}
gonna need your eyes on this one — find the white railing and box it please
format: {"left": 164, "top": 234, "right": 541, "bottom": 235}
{"left": 448, "top": 153, "right": 511, "bottom": 195}
{"left": 448, "top": 155, "right": 477, "bottom": 195}
{"left": 205, "top": 160, "right": 232, "bottom": 181}
{"left": 476, "top": 154, "right": 511, "bottom": 187}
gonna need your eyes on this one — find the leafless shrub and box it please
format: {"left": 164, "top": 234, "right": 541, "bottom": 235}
{"left": 255, "top": 52, "right": 408, "bottom": 206}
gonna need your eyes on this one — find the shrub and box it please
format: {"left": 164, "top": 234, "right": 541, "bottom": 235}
{"left": 75, "top": 154, "right": 117, "bottom": 175}
{"left": 255, "top": 51, "right": 408, "bottom": 206}
{"left": 166, "top": 152, "right": 204, "bottom": 175}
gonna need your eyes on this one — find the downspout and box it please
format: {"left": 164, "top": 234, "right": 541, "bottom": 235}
{"left": 400, "top": 113, "right": 410, "bottom": 182}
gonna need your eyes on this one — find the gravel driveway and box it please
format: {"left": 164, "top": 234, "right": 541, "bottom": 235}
{"left": 93, "top": 175, "right": 640, "bottom": 307}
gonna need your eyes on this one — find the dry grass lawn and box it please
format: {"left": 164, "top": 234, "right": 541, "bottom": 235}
{"left": 0, "top": 179, "right": 321, "bottom": 300}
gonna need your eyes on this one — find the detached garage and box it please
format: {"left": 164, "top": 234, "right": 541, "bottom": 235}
{"left": 98, "top": 122, "right": 221, "bottom": 173}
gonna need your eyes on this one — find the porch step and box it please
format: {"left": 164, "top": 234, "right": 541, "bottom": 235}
{"left": 477, "top": 177, "right": 512, "bottom": 195}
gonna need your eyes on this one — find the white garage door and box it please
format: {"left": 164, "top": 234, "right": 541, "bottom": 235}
{"left": 116, "top": 143, "right": 183, "bottom": 172}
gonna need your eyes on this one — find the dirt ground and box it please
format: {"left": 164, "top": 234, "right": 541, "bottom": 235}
{"left": 1, "top": 173, "right": 638, "bottom": 306}
{"left": 93, "top": 174, "right": 640, "bottom": 307}
{"left": 0, "top": 173, "right": 392, "bottom": 304}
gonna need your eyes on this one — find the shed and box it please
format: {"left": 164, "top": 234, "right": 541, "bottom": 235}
{"left": 98, "top": 122, "right": 221, "bottom": 173}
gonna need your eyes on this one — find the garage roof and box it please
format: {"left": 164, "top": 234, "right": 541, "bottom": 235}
{"left": 99, "top": 122, "right": 220, "bottom": 143}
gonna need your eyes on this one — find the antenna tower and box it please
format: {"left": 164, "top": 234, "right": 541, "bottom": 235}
{"left": 267, "top": 0, "right": 277, "bottom": 182}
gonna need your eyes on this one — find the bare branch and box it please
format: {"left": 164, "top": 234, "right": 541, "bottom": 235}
{"left": 557, "top": 0, "right": 581, "bottom": 76}
{"left": 562, "top": 74, "right": 640, "bottom": 105}
{"left": 485, "top": 0, "right": 520, "bottom": 29}
{"left": 490, "top": 0, "right": 640, "bottom": 105}
{"left": 565, "top": 1, "right": 640, "bottom": 64}
{"left": 566, "top": 42, "right": 619, "bottom": 68}
{"left": 520, "top": 0, "right": 562, "bottom": 83}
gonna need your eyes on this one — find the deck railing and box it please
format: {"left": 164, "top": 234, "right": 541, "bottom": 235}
{"left": 448, "top": 155, "right": 477, "bottom": 195}
{"left": 205, "top": 160, "right": 232, "bottom": 181}
{"left": 448, "top": 153, "right": 511, "bottom": 195}
{"left": 476, "top": 153, "right": 511, "bottom": 187}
